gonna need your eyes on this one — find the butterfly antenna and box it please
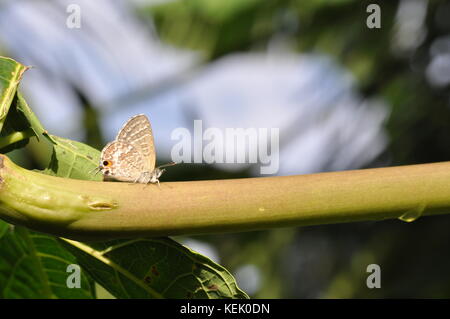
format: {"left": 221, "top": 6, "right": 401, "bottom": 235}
{"left": 157, "top": 161, "right": 178, "bottom": 169}
{"left": 89, "top": 166, "right": 102, "bottom": 175}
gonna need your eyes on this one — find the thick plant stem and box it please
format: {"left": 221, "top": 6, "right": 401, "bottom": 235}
{"left": 0, "top": 154, "right": 449, "bottom": 240}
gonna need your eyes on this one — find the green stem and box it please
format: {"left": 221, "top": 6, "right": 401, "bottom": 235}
{"left": 0, "top": 154, "right": 449, "bottom": 240}
{"left": 0, "top": 129, "right": 35, "bottom": 149}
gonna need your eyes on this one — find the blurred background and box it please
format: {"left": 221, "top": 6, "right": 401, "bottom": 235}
{"left": 1, "top": 0, "right": 450, "bottom": 298}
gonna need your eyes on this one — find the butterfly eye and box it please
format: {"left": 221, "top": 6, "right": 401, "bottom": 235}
{"left": 103, "top": 160, "right": 112, "bottom": 167}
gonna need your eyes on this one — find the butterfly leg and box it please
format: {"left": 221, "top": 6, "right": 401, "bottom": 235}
{"left": 142, "top": 179, "right": 160, "bottom": 190}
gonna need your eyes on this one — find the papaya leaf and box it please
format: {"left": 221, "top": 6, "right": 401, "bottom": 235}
{"left": 0, "top": 226, "right": 94, "bottom": 298}
{"left": 44, "top": 135, "right": 102, "bottom": 181}
{"left": 61, "top": 237, "right": 249, "bottom": 299}
{"left": 0, "top": 56, "right": 29, "bottom": 132}
{"left": 0, "top": 57, "right": 55, "bottom": 152}
{"left": 15, "top": 93, "right": 56, "bottom": 144}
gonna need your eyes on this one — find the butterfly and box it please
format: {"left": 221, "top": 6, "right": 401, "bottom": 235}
{"left": 97, "top": 114, "right": 175, "bottom": 185}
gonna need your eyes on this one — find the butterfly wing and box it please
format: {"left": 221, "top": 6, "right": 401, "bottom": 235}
{"left": 116, "top": 114, "right": 156, "bottom": 172}
{"left": 100, "top": 141, "right": 145, "bottom": 182}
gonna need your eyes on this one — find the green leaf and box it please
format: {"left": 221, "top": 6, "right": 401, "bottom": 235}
{"left": 0, "top": 57, "right": 55, "bottom": 152}
{"left": 0, "top": 226, "right": 94, "bottom": 298}
{"left": 0, "top": 56, "right": 29, "bottom": 132}
{"left": 0, "top": 57, "right": 34, "bottom": 153}
{"left": 44, "top": 135, "right": 102, "bottom": 181}
{"left": 61, "top": 237, "right": 249, "bottom": 299}
{"left": 0, "top": 94, "right": 53, "bottom": 153}
{"left": 15, "top": 93, "right": 56, "bottom": 144}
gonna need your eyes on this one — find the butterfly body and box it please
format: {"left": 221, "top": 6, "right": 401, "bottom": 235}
{"left": 98, "top": 114, "right": 173, "bottom": 185}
